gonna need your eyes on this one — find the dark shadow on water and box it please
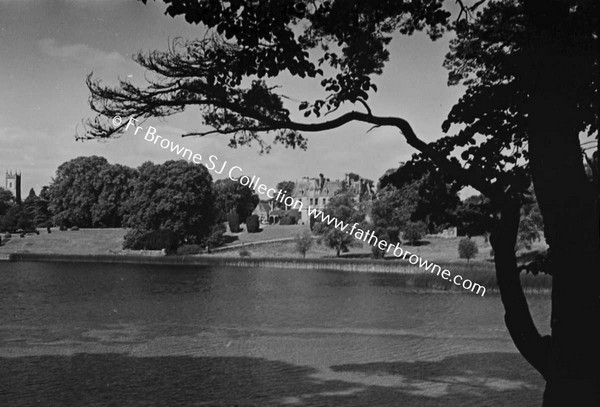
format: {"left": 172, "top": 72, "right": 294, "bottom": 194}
{"left": 0, "top": 352, "right": 543, "bottom": 406}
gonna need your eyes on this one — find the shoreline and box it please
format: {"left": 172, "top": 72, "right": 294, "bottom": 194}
{"left": 2, "top": 252, "right": 552, "bottom": 295}
{"left": 4, "top": 252, "right": 439, "bottom": 272}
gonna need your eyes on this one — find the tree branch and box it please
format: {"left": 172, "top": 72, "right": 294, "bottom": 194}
{"left": 198, "top": 100, "right": 500, "bottom": 199}
{"left": 181, "top": 125, "right": 276, "bottom": 138}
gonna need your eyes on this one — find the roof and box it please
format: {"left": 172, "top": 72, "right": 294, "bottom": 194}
{"left": 253, "top": 201, "right": 271, "bottom": 214}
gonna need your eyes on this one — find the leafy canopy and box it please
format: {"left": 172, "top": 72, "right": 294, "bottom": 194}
{"left": 123, "top": 160, "right": 216, "bottom": 244}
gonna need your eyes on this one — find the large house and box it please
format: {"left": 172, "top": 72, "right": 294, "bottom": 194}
{"left": 292, "top": 173, "right": 374, "bottom": 224}
{"left": 252, "top": 201, "right": 272, "bottom": 224}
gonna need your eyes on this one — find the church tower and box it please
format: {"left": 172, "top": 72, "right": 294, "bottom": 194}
{"left": 5, "top": 171, "right": 22, "bottom": 204}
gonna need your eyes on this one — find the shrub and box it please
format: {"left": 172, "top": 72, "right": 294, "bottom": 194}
{"left": 204, "top": 223, "right": 226, "bottom": 249}
{"left": 239, "top": 247, "right": 251, "bottom": 257}
{"left": 280, "top": 215, "right": 296, "bottom": 225}
{"left": 123, "top": 228, "right": 179, "bottom": 254}
{"left": 403, "top": 221, "right": 427, "bottom": 245}
{"left": 123, "top": 229, "right": 147, "bottom": 250}
{"left": 227, "top": 211, "right": 241, "bottom": 233}
{"left": 371, "top": 245, "right": 386, "bottom": 259}
{"left": 246, "top": 215, "right": 260, "bottom": 233}
{"left": 309, "top": 214, "right": 316, "bottom": 230}
{"left": 143, "top": 229, "right": 178, "bottom": 253}
{"left": 17, "top": 215, "right": 34, "bottom": 231}
{"left": 59, "top": 225, "right": 68, "bottom": 231}
{"left": 70, "top": 226, "right": 79, "bottom": 231}
{"left": 176, "top": 244, "right": 203, "bottom": 255}
{"left": 458, "top": 237, "right": 479, "bottom": 262}
{"left": 295, "top": 230, "right": 313, "bottom": 258}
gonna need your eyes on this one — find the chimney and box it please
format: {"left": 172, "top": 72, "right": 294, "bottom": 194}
{"left": 319, "top": 173, "right": 325, "bottom": 190}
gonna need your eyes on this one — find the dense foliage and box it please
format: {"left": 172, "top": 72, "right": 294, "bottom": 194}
{"left": 48, "top": 156, "right": 137, "bottom": 228}
{"left": 22, "top": 188, "right": 52, "bottom": 228}
{"left": 123, "top": 228, "right": 179, "bottom": 253}
{"left": 214, "top": 178, "right": 259, "bottom": 222}
{"left": 379, "top": 162, "right": 460, "bottom": 233}
{"left": 122, "top": 160, "right": 216, "bottom": 245}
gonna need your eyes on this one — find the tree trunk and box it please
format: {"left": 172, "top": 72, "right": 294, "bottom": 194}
{"left": 491, "top": 200, "right": 550, "bottom": 379}
{"left": 522, "top": 1, "right": 600, "bottom": 403}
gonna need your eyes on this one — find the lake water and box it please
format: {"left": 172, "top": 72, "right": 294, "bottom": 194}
{"left": 0, "top": 262, "right": 550, "bottom": 406}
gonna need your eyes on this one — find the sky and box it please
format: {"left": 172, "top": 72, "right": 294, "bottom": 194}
{"left": 0, "top": 0, "right": 467, "bottom": 198}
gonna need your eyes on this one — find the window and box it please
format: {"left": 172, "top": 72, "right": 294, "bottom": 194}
{"left": 315, "top": 198, "right": 319, "bottom": 205}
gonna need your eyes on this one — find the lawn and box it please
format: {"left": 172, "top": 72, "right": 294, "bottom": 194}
{"left": 0, "top": 225, "right": 548, "bottom": 268}
{"left": 0, "top": 228, "right": 127, "bottom": 255}
{"left": 214, "top": 236, "right": 494, "bottom": 262}
{"left": 215, "top": 229, "right": 548, "bottom": 265}
{"left": 222, "top": 223, "right": 310, "bottom": 246}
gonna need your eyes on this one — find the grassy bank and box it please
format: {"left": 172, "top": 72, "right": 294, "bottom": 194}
{"left": 0, "top": 228, "right": 126, "bottom": 255}
{"left": 1, "top": 228, "right": 551, "bottom": 294}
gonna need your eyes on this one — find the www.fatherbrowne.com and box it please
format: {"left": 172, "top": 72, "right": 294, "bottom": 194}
{"left": 117, "top": 116, "right": 486, "bottom": 296}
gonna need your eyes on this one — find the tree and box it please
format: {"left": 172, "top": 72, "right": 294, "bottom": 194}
{"left": 123, "top": 160, "right": 216, "bottom": 245}
{"left": 23, "top": 189, "right": 52, "bottom": 228}
{"left": 92, "top": 164, "right": 138, "bottom": 227}
{"left": 274, "top": 180, "right": 295, "bottom": 209}
{"left": 48, "top": 156, "right": 110, "bottom": 228}
{"left": 0, "top": 188, "right": 15, "bottom": 218}
{"left": 313, "top": 192, "right": 364, "bottom": 257}
{"left": 0, "top": 205, "right": 32, "bottom": 232}
{"left": 369, "top": 183, "right": 419, "bottom": 257}
{"left": 82, "top": 1, "right": 599, "bottom": 403}
{"left": 227, "top": 211, "right": 241, "bottom": 233}
{"left": 458, "top": 237, "right": 479, "bottom": 262}
{"left": 295, "top": 229, "right": 313, "bottom": 258}
{"left": 48, "top": 157, "right": 135, "bottom": 228}
{"left": 39, "top": 186, "right": 51, "bottom": 201}
{"left": 245, "top": 214, "right": 259, "bottom": 233}
{"left": 379, "top": 161, "right": 460, "bottom": 232}
{"left": 204, "top": 222, "right": 226, "bottom": 249}
{"left": 26, "top": 188, "right": 36, "bottom": 201}
{"left": 213, "top": 178, "right": 259, "bottom": 222}
{"left": 403, "top": 221, "right": 427, "bottom": 245}
{"left": 455, "top": 195, "right": 494, "bottom": 237}
{"left": 443, "top": 2, "right": 599, "bottom": 403}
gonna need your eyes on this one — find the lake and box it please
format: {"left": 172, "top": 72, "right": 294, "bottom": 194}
{"left": 0, "top": 262, "right": 550, "bottom": 406}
